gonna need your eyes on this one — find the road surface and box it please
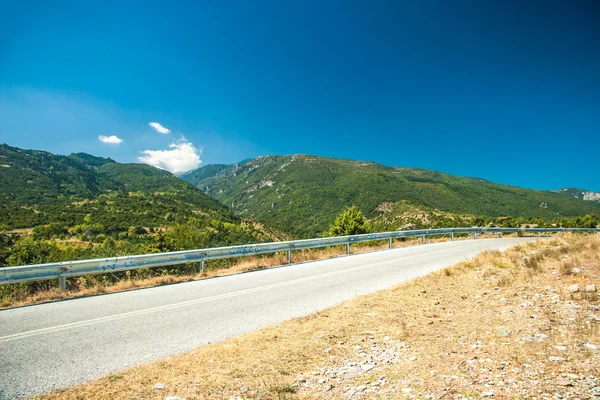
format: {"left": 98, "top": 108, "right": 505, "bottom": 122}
{"left": 0, "top": 238, "right": 539, "bottom": 399}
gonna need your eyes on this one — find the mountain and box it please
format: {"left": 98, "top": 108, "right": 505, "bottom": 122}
{"left": 554, "top": 188, "right": 600, "bottom": 202}
{"left": 182, "top": 154, "right": 600, "bottom": 237}
{"left": 180, "top": 164, "right": 229, "bottom": 184}
{"left": 0, "top": 144, "right": 235, "bottom": 229}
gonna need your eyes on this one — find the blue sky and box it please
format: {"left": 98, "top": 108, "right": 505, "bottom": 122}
{"left": 1, "top": 1, "right": 599, "bottom": 190}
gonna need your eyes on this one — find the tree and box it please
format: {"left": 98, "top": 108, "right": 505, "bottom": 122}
{"left": 328, "top": 205, "right": 371, "bottom": 236}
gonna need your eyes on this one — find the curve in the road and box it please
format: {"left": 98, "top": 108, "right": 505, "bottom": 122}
{"left": 0, "top": 238, "right": 539, "bottom": 399}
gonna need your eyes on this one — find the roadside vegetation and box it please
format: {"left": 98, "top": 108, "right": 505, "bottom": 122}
{"left": 1, "top": 203, "right": 598, "bottom": 308}
{"left": 35, "top": 233, "right": 600, "bottom": 400}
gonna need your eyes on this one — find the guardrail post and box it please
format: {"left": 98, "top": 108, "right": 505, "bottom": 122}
{"left": 201, "top": 260, "right": 205, "bottom": 273}
{"left": 388, "top": 238, "right": 393, "bottom": 249}
{"left": 346, "top": 243, "right": 350, "bottom": 254}
{"left": 59, "top": 277, "right": 66, "bottom": 291}
{"left": 474, "top": 232, "right": 477, "bottom": 239}
{"left": 496, "top": 232, "right": 499, "bottom": 238}
{"left": 421, "top": 235, "right": 425, "bottom": 244}
{"left": 450, "top": 233, "right": 454, "bottom": 241}
{"left": 287, "top": 250, "right": 292, "bottom": 263}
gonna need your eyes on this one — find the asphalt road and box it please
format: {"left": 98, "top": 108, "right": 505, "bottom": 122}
{"left": 0, "top": 238, "right": 539, "bottom": 399}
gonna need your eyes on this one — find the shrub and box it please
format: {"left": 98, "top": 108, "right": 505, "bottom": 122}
{"left": 328, "top": 205, "right": 371, "bottom": 236}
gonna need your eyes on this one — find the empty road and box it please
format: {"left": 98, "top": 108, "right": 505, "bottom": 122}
{"left": 0, "top": 238, "right": 539, "bottom": 399}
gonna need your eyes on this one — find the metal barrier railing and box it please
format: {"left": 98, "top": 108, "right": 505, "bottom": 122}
{"left": 1, "top": 227, "right": 598, "bottom": 289}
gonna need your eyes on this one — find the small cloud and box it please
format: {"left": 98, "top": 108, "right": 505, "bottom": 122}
{"left": 148, "top": 122, "right": 171, "bottom": 134}
{"left": 98, "top": 135, "right": 123, "bottom": 144}
{"left": 138, "top": 140, "right": 202, "bottom": 174}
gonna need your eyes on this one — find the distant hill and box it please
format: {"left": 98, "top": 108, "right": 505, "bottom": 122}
{"left": 182, "top": 154, "right": 600, "bottom": 237}
{"left": 554, "top": 188, "right": 600, "bottom": 202}
{"left": 180, "top": 164, "right": 229, "bottom": 184}
{"left": 0, "top": 144, "right": 279, "bottom": 249}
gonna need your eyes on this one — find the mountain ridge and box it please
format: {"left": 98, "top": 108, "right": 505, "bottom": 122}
{"left": 182, "top": 154, "right": 600, "bottom": 237}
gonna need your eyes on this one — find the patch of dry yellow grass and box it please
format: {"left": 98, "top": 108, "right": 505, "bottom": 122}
{"left": 34, "top": 233, "right": 599, "bottom": 399}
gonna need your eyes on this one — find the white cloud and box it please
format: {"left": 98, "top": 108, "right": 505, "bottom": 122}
{"left": 98, "top": 135, "right": 123, "bottom": 144}
{"left": 148, "top": 122, "right": 171, "bottom": 134}
{"left": 138, "top": 140, "right": 202, "bottom": 174}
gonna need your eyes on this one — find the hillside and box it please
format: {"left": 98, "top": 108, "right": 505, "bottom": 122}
{"left": 182, "top": 155, "right": 600, "bottom": 237}
{"left": 0, "top": 144, "right": 277, "bottom": 267}
{"left": 0, "top": 144, "right": 229, "bottom": 229}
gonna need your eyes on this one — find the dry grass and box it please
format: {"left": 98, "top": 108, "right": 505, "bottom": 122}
{"left": 34, "top": 233, "right": 600, "bottom": 400}
{"left": 1, "top": 234, "right": 491, "bottom": 309}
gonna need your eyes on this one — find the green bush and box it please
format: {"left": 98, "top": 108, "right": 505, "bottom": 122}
{"left": 329, "top": 205, "right": 371, "bottom": 236}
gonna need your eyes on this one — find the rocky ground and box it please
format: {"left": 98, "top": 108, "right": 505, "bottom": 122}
{"left": 292, "top": 237, "right": 600, "bottom": 399}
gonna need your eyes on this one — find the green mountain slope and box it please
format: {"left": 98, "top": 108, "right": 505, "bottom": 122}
{"left": 180, "top": 164, "right": 229, "bottom": 184}
{"left": 0, "top": 144, "right": 282, "bottom": 260}
{"left": 182, "top": 154, "right": 600, "bottom": 237}
{"left": 0, "top": 144, "right": 230, "bottom": 229}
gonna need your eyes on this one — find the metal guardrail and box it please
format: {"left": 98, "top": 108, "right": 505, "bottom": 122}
{"left": 1, "top": 227, "right": 598, "bottom": 289}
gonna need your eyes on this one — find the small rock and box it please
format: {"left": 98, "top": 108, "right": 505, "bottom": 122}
{"left": 568, "top": 284, "right": 580, "bottom": 293}
{"left": 584, "top": 343, "right": 598, "bottom": 350}
{"left": 402, "top": 388, "right": 414, "bottom": 393}
{"left": 585, "top": 284, "right": 597, "bottom": 293}
{"left": 572, "top": 268, "right": 581, "bottom": 274}
{"left": 240, "top": 386, "right": 248, "bottom": 393}
{"left": 496, "top": 329, "right": 511, "bottom": 337}
{"left": 296, "top": 377, "right": 307, "bottom": 383}
{"left": 154, "top": 383, "right": 166, "bottom": 390}
{"left": 548, "top": 356, "right": 565, "bottom": 362}
{"left": 555, "top": 345, "right": 567, "bottom": 351}
{"left": 556, "top": 379, "right": 573, "bottom": 387}
{"left": 524, "top": 334, "right": 546, "bottom": 343}
{"left": 361, "top": 364, "right": 375, "bottom": 372}
{"left": 318, "top": 378, "right": 327, "bottom": 384}
{"left": 482, "top": 391, "right": 494, "bottom": 397}
{"left": 324, "top": 385, "right": 333, "bottom": 392}
{"left": 356, "top": 385, "right": 367, "bottom": 392}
